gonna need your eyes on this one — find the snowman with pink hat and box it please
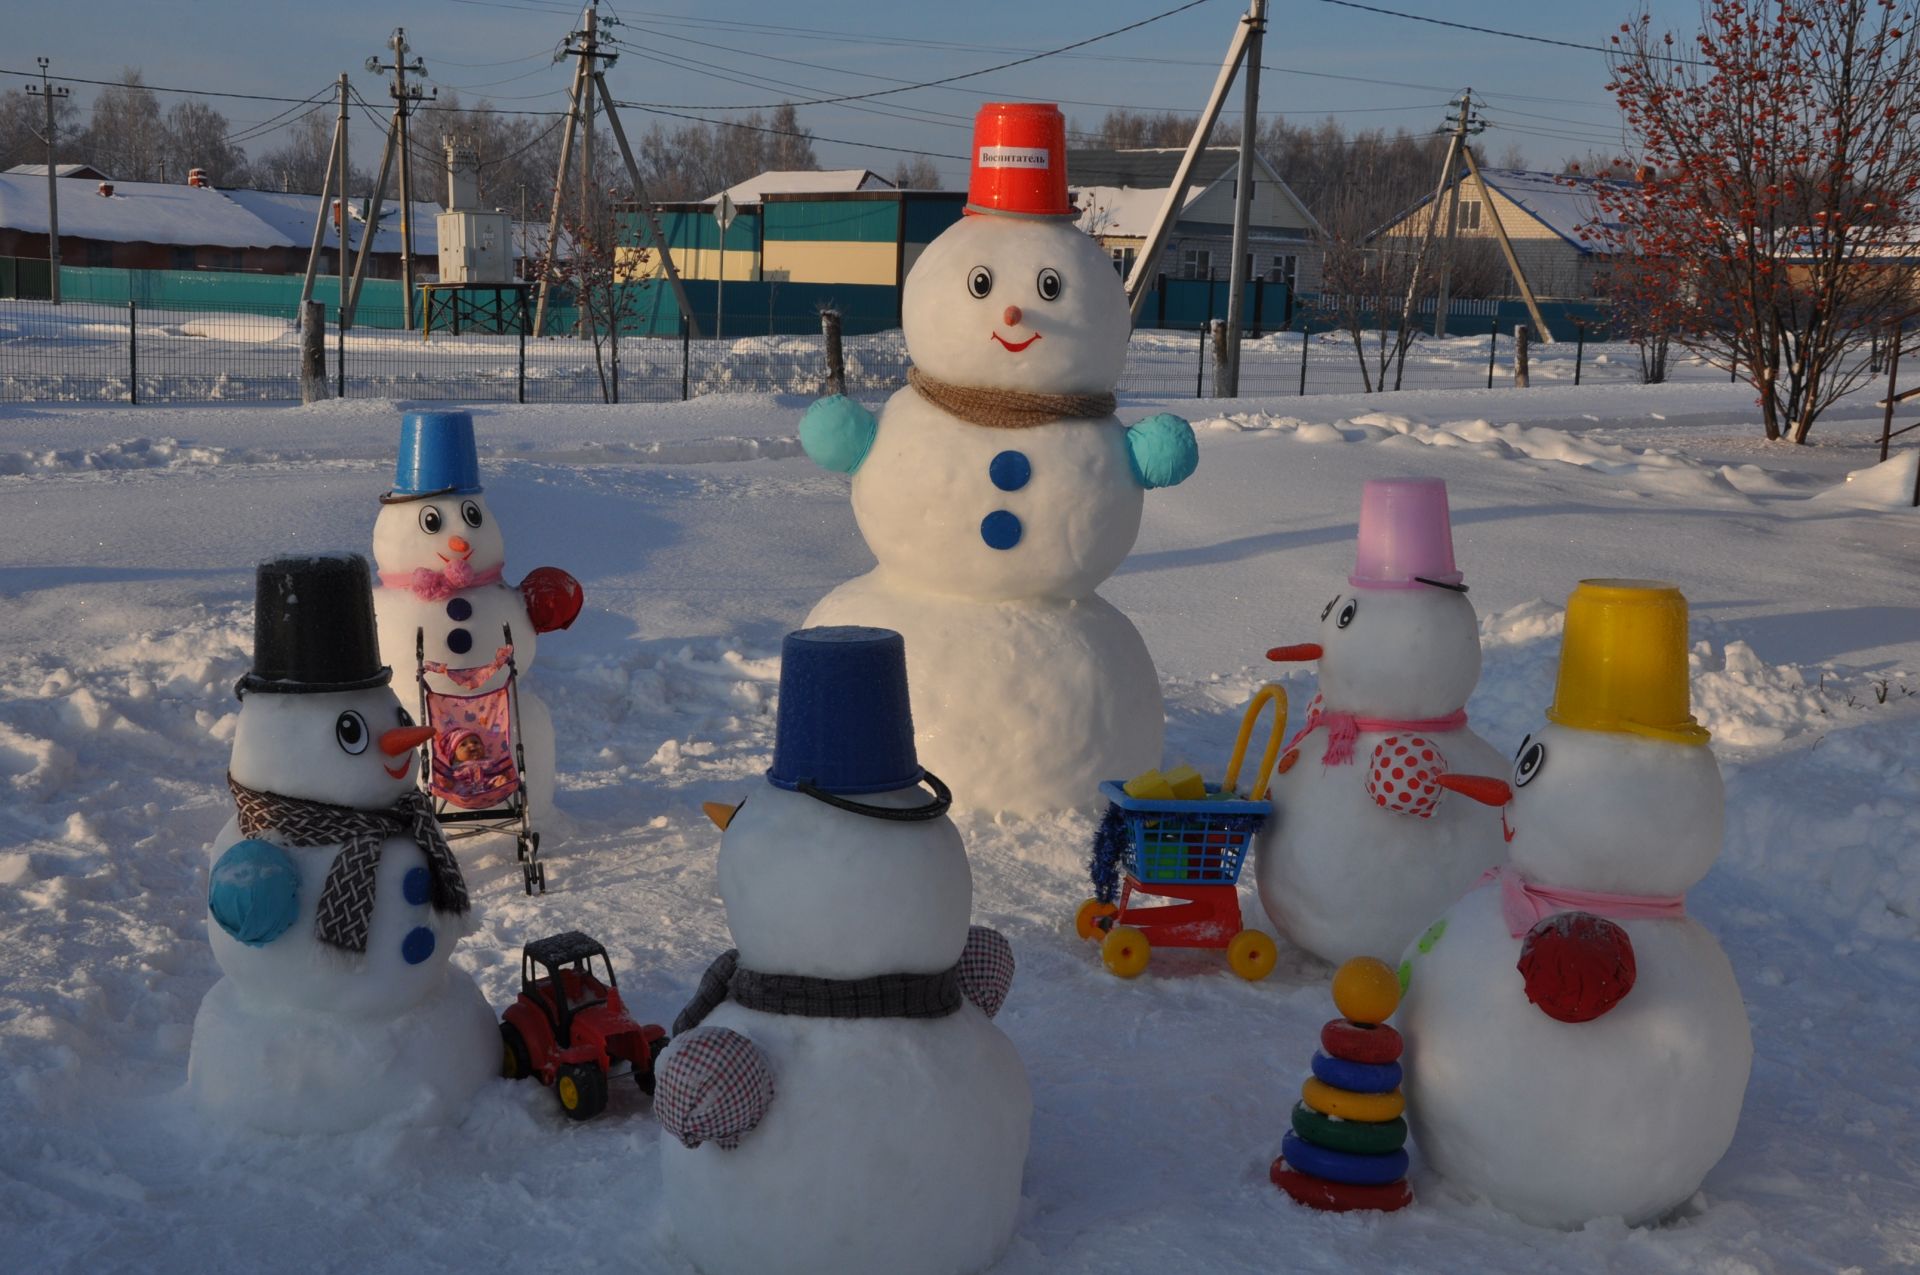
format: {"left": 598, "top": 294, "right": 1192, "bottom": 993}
{"left": 1254, "top": 478, "right": 1508, "bottom": 965}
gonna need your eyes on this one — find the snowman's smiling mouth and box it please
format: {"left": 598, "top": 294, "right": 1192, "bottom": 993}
{"left": 1501, "top": 810, "right": 1516, "bottom": 843}
{"left": 991, "top": 331, "right": 1041, "bottom": 352}
{"left": 384, "top": 761, "right": 412, "bottom": 779}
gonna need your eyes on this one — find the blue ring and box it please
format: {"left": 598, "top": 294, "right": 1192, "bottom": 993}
{"left": 1279, "top": 1132, "right": 1409, "bottom": 1187}
{"left": 1310, "top": 1050, "right": 1403, "bottom": 1094}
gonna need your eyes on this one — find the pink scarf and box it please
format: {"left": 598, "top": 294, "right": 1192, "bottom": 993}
{"left": 378, "top": 561, "right": 504, "bottom": 601}
{"left": 1290, "top": 702, "right": 1469, "bottom": 765}
{"left": 1481, "top": 866, "right": 1687, "bottom": 940}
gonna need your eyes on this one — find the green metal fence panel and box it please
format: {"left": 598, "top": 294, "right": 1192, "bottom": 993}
{"left": 763, "top": 199, "right": 899, "bottom": 244}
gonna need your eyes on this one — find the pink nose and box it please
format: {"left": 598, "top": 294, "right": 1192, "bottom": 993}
{"left": 1003, "top": 305, "right": 1022, "bottom": 327}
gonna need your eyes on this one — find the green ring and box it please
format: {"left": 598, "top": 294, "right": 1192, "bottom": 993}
{"left": 1290, "top": 1102, "right": 1409, "bottom": 1156}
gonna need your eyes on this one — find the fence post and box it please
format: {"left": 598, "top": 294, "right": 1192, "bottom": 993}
{"left": 1573, "top": 322, "right": 1585, "bottom": 386}
{"left": 1196, "top": 321, "right": 1208, "bottom": 398}
{"left": 335, "top": 308, "right": 346, "bottom": 398}
{"left": 1486, "top": 316, "right": 1500, "bottom": 389}
{"left": 299, "top": 301, "right": 326, "bottom": 404}
{"left": 1298, "top": 316, "right": 1310, "bottom": 396}
{"left": 610, "top": 322, "right": 620, "bottom": 405}
{"left": 1880, "top": 323, "right": 1902, "bottom": 464}
{"left": 517, "top": 329, "right": 527, "bottom": 404}
{"left": 1211, "top": 319, "right": 1229, "bottom": 399}
{"left": 680, "top": 314, "right": 691, "bottom": 402}
{"left": 1514, "top": 324, "right": 1531, "bottom": 389}
{"left": 127, "top": 301, "right": 138, "bottom": 405}
{"left": 1730, "top": 347, "right": 1738, "bottom": 383}
{"left": 821, "top": 307, "right": 846, "bottom": 397}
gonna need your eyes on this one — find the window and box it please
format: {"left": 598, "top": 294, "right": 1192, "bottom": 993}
{"left": 1267, "top": 254, "right": 1297, "bottom": 287}
{"left": 1109, "top": 246, "right": 1137, "bottom": 277}
{"left": 1182, "top": 247, "right": 1212, "bottom": 279}
{"left": 1456, "top": 199, "right": 1483, "bottom": 231}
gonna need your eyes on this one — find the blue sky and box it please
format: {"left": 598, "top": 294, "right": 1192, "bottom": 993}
{"left": 5, "top": 0, "right": 1703, "bottom": 182}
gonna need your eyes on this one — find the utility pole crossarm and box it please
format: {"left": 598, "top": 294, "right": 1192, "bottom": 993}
{"left": 27, "top": 58, "right": 71, "bottom": 304}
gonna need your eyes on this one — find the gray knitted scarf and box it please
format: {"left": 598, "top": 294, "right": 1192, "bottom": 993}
{"left": 228, "top": 773, "right": 470, "bottom": 954}
{"left": 672, "top": 948, "right": 962, "bottom": 1035}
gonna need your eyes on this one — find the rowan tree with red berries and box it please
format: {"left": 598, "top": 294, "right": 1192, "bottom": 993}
{"left": 1595, "top": 0, "right": 1920, "bottom": 442}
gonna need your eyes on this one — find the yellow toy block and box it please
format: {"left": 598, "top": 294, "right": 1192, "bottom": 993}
{"left": 1123, "top": 769, "right": 1175, "bottom": 800}
{"left": 1164, "top": 764, "right": 1207, "bottom": 800}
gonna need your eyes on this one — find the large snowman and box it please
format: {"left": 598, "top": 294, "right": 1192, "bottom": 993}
{"left": 187, "top": 553, "right": 497, "bottom": 1135}
{"left": 656, "top": 627, "right": 1031, "bottom": 1275}
{"left": 800, "top": 103, "right": 1198, "bottom": 815}
{"left": 1255, "top": 479, "right": 1507, "bottom": 964}
{"left": 1398, "top": 580, "right": 1752, "bottom": 1228}
{"left": 371, "top": 411, "right": 581, "bottom": 823}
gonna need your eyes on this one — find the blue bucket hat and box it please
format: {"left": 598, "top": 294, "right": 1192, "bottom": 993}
{"left": 382, "top": 410, "right": 484, "bottom": 504}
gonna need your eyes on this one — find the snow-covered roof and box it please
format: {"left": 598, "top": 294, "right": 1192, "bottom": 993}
{"left": 1072, "top": 185, "right": 1203, "bottom": 238}
{"left": 1382, "top": 169, "right": 1627, "bottom": 254}
{"left": 0, "top": 174, "right": 297, "bottom": 249}
{"left": 705, "top": 169, "right": 893, "bottom": 206}
{"left": 221, "top": 189, "right": 446, "bottom": 258}
{"left": 5, "top": 163, "right": 110, "bottom": 180}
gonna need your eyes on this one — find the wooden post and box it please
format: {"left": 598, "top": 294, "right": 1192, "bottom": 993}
{"left": 1298, "top": 315, "right": 1310, "bottom": 395}
{"left": 1573, "top": 322, "right": 1585, "bottom": 386}
{"left": 1880, "top": 323, "right": 1901, "bottom": 463}
{"left": 1211, "top": 318, "right": 1229, "bottom": 397}
{"left": 300, "top": 301, "right": 328, "bottom": 403}
{"left": 1197, "top": 320, "right": 1208, "bottom": 397}
{"left": 1514, "top": 324, "right": 1530, "bottom": 388}
{"left": 1486, "top": 315, "right": 1499, "bottom": 388}
{"left": 820, "top": 308, "right": 846, "bottom": 397}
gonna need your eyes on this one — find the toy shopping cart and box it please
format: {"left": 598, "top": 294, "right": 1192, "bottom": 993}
{"left": 1077, "top": 684, "right": 1288, "bottom": 981}
{"left": 416, "top": 624, "right": 544, "bottom": 895}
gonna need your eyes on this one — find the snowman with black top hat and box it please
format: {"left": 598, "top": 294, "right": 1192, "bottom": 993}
{"left": 187, "top": 553, "right": 496, "bottom": 1134}
{"left": 656, "top": 626, "right": 1031, "bottom": 1275}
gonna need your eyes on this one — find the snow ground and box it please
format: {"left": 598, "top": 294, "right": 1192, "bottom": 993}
{"left": 0, "top": 374, "right": 1916, "bottom": 1274}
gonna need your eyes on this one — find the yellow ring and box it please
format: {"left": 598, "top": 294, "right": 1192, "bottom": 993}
{"left": 1301, "top": 1077, "right": 1404, "bottom": 1122}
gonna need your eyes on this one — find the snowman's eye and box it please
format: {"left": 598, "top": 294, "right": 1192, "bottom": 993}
{"left": 334, "top": 711, "right": 369, "bottom": 755}
{"left": 967, "top": 266, "right": 993, "bottom": 299}
{"left": 1336, "top": 599, "right": 1358, "bottom": 629}
{"left": 1036, "top": 268, "right": 1062, "bottom": 301}
{"left": 397, "top": 705, "right": 414, "bottom": 728}
{"left": 1321, "top": 595, "right": 1340, "bottom": 622}
{"left": 419, "top": 505, "right": 444, "bottom": 535}
{"left": 1514, "top": 738, "right": 1547, "bottom": 788}
{"left": 460, "top": 500, "right": 483, "bottom": 529}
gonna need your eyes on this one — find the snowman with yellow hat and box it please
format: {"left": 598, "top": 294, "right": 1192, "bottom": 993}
{"left": 1396, "top": 580, "right": 1752, "bottom": 1228}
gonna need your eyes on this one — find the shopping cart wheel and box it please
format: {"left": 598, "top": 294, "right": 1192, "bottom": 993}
{"left": 1101, "top": 926, "right": 1151, "bottom": 979}
{"left": 1074, "top": 898, "right": 1119, "bottom": 942}
{"left": 523, "top": 861, "right": 545, "bottom": 895}
{"left": 1227, "top": 929, "right": 1279, "bottom": 982}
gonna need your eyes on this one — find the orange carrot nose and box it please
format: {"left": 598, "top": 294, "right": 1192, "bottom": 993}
{"left": 1266, "top": 643, "right": 1324, "bottom": 662}
{"left": 703, "top": 800, "right": 743, "bottom": 831}
{"left": 381, "top": 726, "right": 435, "bottom": 757}
{"left": 1436, "top": 773, "right": 1513, "bottom": 807}
{"left": 448, "top": 536, "right": 471, "bottom": 554}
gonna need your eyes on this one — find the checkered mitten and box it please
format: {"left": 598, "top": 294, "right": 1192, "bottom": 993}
{"left": 957, "top": 925, "right": 1015, "bottom": 1019}
{"left": 656, "top": 1027, "right": 775, "bottom": 1151}
{"left": 1365, "top": 735, "right": 1447, "bottom": 818}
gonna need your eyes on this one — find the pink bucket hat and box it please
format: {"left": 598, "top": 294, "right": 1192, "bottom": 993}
{"left": 1349, "top": 477, "right": 1466, "bottom": 592}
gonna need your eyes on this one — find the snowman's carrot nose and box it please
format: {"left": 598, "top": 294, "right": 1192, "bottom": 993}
{"left": 448, "top": 536, "right": 471, "bottom": 554}
{"left": 1003, "top": 305, "right": 1022, "bottom": 327}
{"left": 382, "top": 726, "right": 435, "bottom": 757}
{"left": 1436, "top": 773, "right": 1513, "bottom": 807}
{"left": 1265, "top": 643, "right": 1324, "bottom": 662}
{"left": 703, "top": 800, "right": 743, "bottom": 830}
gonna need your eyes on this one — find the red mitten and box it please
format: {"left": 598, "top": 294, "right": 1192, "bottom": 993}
{"left": 656, "top": 1027, "right": 775, "bottom": 1150}
{"left": 1517, "top": 912, "right": 1637, "bottom": 1023}
{"left": 1365, "top": 735, "right": 1445, "bottom": 818}
{"left": 957, "top": 925, "right": 1015, "bottom": 1019}
{"left": 519, "top": 566, "right": 583, "bottom": 634}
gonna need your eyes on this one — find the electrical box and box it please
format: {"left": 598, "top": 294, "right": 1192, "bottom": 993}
{"left": 437, "top": 210, "right": 514, "bottom": 284}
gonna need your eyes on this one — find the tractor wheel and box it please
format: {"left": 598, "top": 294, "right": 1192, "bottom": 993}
{"left": 1101, "top": 926, "right": 1151, "bottom": 979}
{"left": 499, "top": 1021, "right": 533, "bottom": 1080}
{"left": 1075, "top": 898, "right": 1119, "bottom": 942}
{"left": 555, "top": 1062, "right": 607, "bottom": 1121}
{"left": 1227, "top": 929, "right": 1279, "bottom": 982}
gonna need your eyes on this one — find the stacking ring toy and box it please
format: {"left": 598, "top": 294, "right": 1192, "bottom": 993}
{"left": 1272, "top": 1161, "right": 1414, "bottom": 1213}
{"left": 1291, "top": 1102, "right": 1408, "bottom": 1156}
{"left": 1279, "top": 1132, "right": 1410, "bottom": 1186}
{"left": 1301, "top": 1077, "right": 1405, "bottom": 1122}
{"left": 1310, "top": 1050, "right": 1403, "bottom": 1094}
{"left": 1320, "top": 1018, "right": 1403, "bottom": 1064}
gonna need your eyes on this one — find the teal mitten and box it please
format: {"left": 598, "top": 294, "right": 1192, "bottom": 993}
{"left": 799, "top": 396, "right": 879, "bottom": 475}
{"left": 1126, "top": 412, "right": 1199, "bottom": 489}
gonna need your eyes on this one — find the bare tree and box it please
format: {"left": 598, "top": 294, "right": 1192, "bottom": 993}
{"left": 535, "top": 187, "right": 641, "bottom": 402}
{"left": 891, "top": 156, "right": 941, "bottom": 189}
{"left": 159, "top": 100, "right": 249, "bottom": 186}
{"left": 80, "top": 70, "right": 165, "bottom": 182}
{"left": 0, "top": 89, "right": 79, "bottom": 172}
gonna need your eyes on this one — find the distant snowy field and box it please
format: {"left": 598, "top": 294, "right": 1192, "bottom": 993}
{"left": 0, "top": 375, "right": 1915, "bottom": 1273}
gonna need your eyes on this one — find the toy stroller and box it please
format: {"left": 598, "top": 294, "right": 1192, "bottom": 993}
{"left": 1077, "top": 684, "right": 1288, "bottom": 981}
{"left": 416, "top": 624, "right": 544, "bottom": 894}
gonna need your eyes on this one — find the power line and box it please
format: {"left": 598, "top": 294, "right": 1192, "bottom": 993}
{"left": 0, "top": 66, "right": 343, "bottom": 105}
{"left": 1309, "top": 0, "right": 1706, "bottom": 66}
{"left": 606, "top": 100, "right": 967, "bottom": 161}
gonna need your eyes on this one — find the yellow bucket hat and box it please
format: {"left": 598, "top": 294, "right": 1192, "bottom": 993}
{"left": 1545, "top": 579, "right": 1711, "bottom": 746}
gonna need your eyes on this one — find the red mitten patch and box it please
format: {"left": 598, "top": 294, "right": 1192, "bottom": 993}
{"left": 1517, "top": 912, "right": 1637, "bottom": 1023}
{"left": 1365, "top": 735, "right": 1445, "bottom": 818}
{"left": 520, "top": 566, "right": 583, "bottom": 633}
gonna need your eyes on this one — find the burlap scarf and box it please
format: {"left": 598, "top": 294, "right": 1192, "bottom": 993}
{"left": 671, "top": 948, "right": 962, "bottom": 1035}
{"left": 907, "top": 366, "right": 1116, "bottom": 429}
{"left": 227, "top": 773, "right": 470, "bottom": 954}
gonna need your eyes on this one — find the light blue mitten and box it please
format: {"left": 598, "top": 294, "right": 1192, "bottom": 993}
{"left": 208, "top": 839, "right": 301, "bottom": 947}
{"left": 799, "top": 396, "right": 878, "bottom": 475}
{"left": 1126, "top": 412, "right": 1199, "bottom": 489}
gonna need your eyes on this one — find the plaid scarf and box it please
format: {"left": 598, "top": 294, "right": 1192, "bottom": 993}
{"left": 227, "top": 773, "right": 470, "bottom": 954}
{"left": 672, "top": 948, "right": 962, "bottom": 1035}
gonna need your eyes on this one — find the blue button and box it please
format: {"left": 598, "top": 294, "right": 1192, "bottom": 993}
{"left": 401, "top": 926, "right": 436, "bottom": 965}
{"left": 989, "top": 450, "right": 1031, "bottom": 492}
{"left": 402, "top": 866, "right": 431, "bottom": 906}
{"left": 446, "top": 597, "right": 473, "bottom": 621}
{"left": 446, "top": 628, "right": 473, "bottom": 655}
{"left": 980, "top": 511, "right": 1022, "bottom": 550}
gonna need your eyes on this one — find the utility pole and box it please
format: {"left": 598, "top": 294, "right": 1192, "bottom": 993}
{"left": 580, "top": 5, "right": 597, "bottom": 215}
{"left": 367, "top": 30, "right": 430, "bottom": 330}
{"left": 299, "top": 80, "right": 347, "bottom": 311}
{"left": 1219, "top": 0, "right": 1266, "bottom": 397}
{"left": 336, "top": 73, "right": 350, "bottom": 316}
{"left": 27, "top": 58, "right": 70, "bottom": 304}
{"left": 1431, "top": 89, "right": 1477, "bottom": 337}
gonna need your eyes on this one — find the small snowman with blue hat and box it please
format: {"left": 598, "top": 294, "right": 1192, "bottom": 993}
{"left": 798, "top": 103, "right": 1198, "bottom": 816}
{"left": 370, "top": 410, "right": 581, "bottom": 821}
{"left": 657, "top": 626, "right": 1031, "bottom": 1275}
{"left": 187, "top": 553, "right": 497, "bottom": 1134}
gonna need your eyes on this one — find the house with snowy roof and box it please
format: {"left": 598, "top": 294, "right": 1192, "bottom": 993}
{"left": 0, "top": 172, "right": 305, "bottom": 280}
{"left": 1370, "top": 168, "right": 1624, "bottom": 298}
{"left": 1066, "top": 146, "right": 1323, "bottom": 295}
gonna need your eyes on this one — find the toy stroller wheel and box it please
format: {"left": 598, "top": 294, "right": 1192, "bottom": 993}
{"left": 1101, "top": 926, "right": 1151, "bottom": 979}
{"left": 499, "top": 1021, "right": 533, "bottom": 1080}
{"left": 555, "top": 1063, "right": 607, "bottom": 1121}
{"left": 1227, "top": 930, "right": 1279, "bottom": 982}
{"left": 1075, "top": 898, "right": 1119, "bottom": 942}
{"left": 635, "top": 1060, "right": 656, "bottom": 1098}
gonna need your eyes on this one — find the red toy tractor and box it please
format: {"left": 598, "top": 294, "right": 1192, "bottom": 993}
{"left": 500, "top": 931, "right": 668, "bottom": 1121}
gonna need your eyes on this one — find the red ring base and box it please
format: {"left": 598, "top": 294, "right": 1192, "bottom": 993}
{"left": 1320, "top": 1017, "right": 1404, "bottom": 1064}
{"left": 1270, "top": 1159, "right": 1414, "bottom": 1213}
